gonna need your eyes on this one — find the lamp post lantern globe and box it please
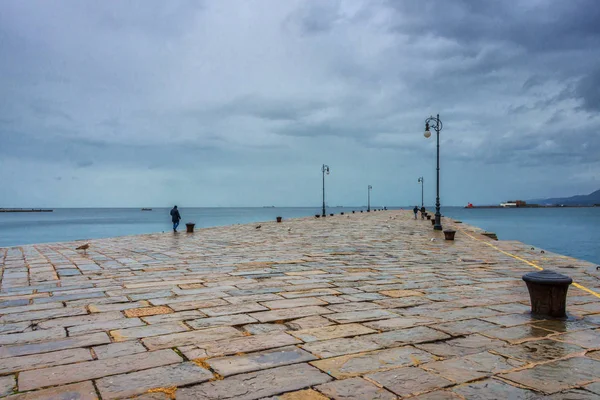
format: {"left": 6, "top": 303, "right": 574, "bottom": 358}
{"left": 423, "top": 114, "right": 443, "bottom": 231}
{"left": 322, "top": 164, "right": 330, "bottom": 217}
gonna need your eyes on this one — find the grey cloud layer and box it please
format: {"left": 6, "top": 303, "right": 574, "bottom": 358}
{"left": 0, "top": 0, "right": 599, "bottom": 207}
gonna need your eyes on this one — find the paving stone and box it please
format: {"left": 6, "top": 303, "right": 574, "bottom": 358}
{"left": 363, "top": 316, "right": 436, "bottom": 331}
{"left": 2, "top": 381, "right": 98, "bottom": 400}
{"left": 110, "top": 322, "right": 188, "bottom": 342}
{"left": 35, "top": 291, "right": 106, "bottom": 304}
{"left": 142, "top": 326, "right": 244, "bottom": 350}
{"left": 301, "top": 336, "right": 382, "bottom": 358}
{"left": 585, "top": 382, "right": 600, "bottom": 395}
{"left": 96, "top": 361, "right": 212, "bottom": 399}
{"left": 366, "top": 367, "right": 453, "bottom": 397}
{"left": 199, "top": 332, "right": 301, "bottom": 357}
{"left": 289, "top": 323, "right": 376, "bottom": 342}
{"left": 0, "top": 302, "right": 64, "bottom": 315}
{"left": 545, "top": 389, "right": 600, "bottom": 399}
{"left": 481, "top": 313, "right": 539, "bottom": 327}
{"left": 0, "top": 375, "right": 16, "bottom": 397}
{"left": 375, "top": 297, "right": 431, "bottom": 308}
{"left": 410, "top": 390, "right": 462, "bottom": 399}
{"left": 160, "top": 298, "right": 229, "bottom": 311}
{"left": 141, "top": 310, "right": 205, "bottom": 324}
{"left": 0, "top": 322, "right": 30, "bottom": 335}
{"left": 18, "top": 348, "right": 182, "bottom": 390}
{"left": 251, "top": 306, "right": 332, "bottom": 323}
{"left": 434, "top": 319, "right": 500, "bottom": 336}
{"left": 286, "top": 315, "right": 334, "bottom": 330}
{"left": 37, "top": 311, "right": 126, "bottom": 328}
{"left": 315, "top": 377, "right": 397, "bottom": 400}
{"left": 92, "top": 341, "right": 147, "bottom": 359}
{"left": 481, "top": 325, "right": 556, "bottom": 344}
{"left": 88, "top": 301, "right": 147, "bottom": 313}
{"left": 0, "top": 327, "right": 66, "bottom": 345}
{"left": 0, "top": 307, "right": 88, "bottom": 323}
{"left": 491, "top": 339, "right": 585, "bottom": 362}
{"left": 367, "top": 326, "right": 451, "bottom": 346}
{"left": 129, "top": 393, "right": 170, "bottom": 400}
{"left": 310, "top": 346, "right": 436, "bottom": 378}
{"left": 201, "top": 302, "right": 268, "bottom": 317}
{"left": 280, "top": 289, "right": 341, "bottom": 298}
{"left": 243, "top": 323, "right": 288, "bottom": 335}
{"left": 208, "top": 345, "right": 316, "bottom": 376}
{"left": 177, "top": 364, "right": 332, "bottom": 400}
{"left": 187, "top": 313, "right": 257, "bottom": 329}
{"left": 325, "top": 302, "right": 383, "bottom": 313}
{"left": 267, "top": 389, "right": 329, "bottom": 399}
{"left": 423, "top": 351, "right": 526, "bottom": 383}
{"left": 324, "top": 309, "right": 399, "bottom": 324}
{"left": 260, "top": 297, "right": 327, "bottom": 309}
{"left": 224, "top": 293, "right": 284, "bottom": 304}
{"left": 0, "top": 348, "right": 93, "bottom": 374}
{"left": 123, "top": 305, "right": 173, "bottom": 317}
{"left": 0, "top": 332, "right": 110, "bottom": 358}
{"left": 532, "top": 319, "right": 599, "bottom": 333}
{"left": 501, "top": 357, "right": 600, "bottom": 394}
{"left": 452, "top": 378, "right": 540, "bottom": 399}
{"left": 177, "top": 345, "right": 208, "bottom": 360}
{"left": 68, "top": 317, "right": 145, "bottom": 336}
{"left": 379, "top": 289, "right": 425, "bottom": 297}
{"left": 416, "top": 334, "right": 506, "bottom": 358}
{"left": 553, "top": 329, "right": 600, "bottom": 349}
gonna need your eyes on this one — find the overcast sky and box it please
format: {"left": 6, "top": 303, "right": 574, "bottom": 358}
{"left": 1, "top": 0, "right": 599, "bottom": 208}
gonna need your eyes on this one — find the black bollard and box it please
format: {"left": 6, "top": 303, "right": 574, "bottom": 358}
{"left": 522, "top": 270, "right": 572, "bottom": 318}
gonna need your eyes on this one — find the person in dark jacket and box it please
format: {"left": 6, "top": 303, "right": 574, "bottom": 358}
{"left": 413, "top": 206, "right": 418, "bottom": 219}
{"left": 420, "top": 206, "right": 426, "bottom": 219}
{"left": 170, "top": 205, "right": 181, "bottom": 232}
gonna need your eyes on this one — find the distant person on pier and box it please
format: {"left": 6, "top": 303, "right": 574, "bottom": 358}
{"left": 413, "top": 206, "right": 418, "bottom": 219}
{"left": 420, "top": 206, "right": 426, "bottom": 219}
{"left": 170, "top": 205, "right": 181, "bottom": 232}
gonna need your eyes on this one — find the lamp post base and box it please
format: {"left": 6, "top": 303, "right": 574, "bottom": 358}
{"left": 434, "top": 224, "right": 443, "bottom": 231}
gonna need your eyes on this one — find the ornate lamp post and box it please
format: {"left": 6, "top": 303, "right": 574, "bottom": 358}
{"left": 417, "top": 177, "right": 424, "bottom": 208}
{"left": 367, "top": 185, "right": 372, "bottom": 212}
{"left": 322, "top": 164, "right": 330, "bottom": 217}
{"left": 424, "top": 114, "right": 443, "bottom": 230}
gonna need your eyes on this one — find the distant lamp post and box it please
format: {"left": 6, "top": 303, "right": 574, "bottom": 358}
{"left": 322, "top": 164, "right": 330, "bottom": 217}
{"left": 417, "top": 177, "right": 424, "bottom": 208}
{"left": 367, "top": 185, "right": 372, "bottom": 212}
{"left": 424, "top": 114, "right": 443, "bottom": 230}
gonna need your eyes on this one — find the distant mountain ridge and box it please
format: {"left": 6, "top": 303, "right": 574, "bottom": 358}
{"left": 529, "top": 189, "right": 600, "bottom": 205}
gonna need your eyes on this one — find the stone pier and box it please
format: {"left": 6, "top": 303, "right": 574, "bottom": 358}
{"left": 1, "top": 211, "right": 599, "bottom": 399}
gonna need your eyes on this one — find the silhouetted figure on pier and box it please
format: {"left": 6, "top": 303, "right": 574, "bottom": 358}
{"left": 170, "top": 205, "right": 181, "bottom": 232}
{"left": 413, "top": 206, "right": 418, "bottom": 219}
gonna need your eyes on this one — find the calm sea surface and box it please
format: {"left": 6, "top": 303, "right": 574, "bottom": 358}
{"left": 0, "top": 207, "right": 598, "bottom": 264}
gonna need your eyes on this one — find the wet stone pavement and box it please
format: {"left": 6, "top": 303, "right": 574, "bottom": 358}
{"left": 1, "top": 210, "right": 600, "bottom": 399}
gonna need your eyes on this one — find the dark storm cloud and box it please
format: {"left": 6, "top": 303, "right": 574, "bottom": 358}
{"left": 576, "top": 68, "right": 600, "bottom": 112}
{"left": 1, "top": 0, "right": 599, "bottom": 207}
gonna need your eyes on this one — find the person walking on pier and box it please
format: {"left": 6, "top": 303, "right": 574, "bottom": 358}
{"left": 420, "top": 206, "right": 426, "bottom": 219}
{"left": 413, "top": 206, "right": 418, "bottom": 220}
{"left": 170, "top": 205, "right": 181, "bottom": 232}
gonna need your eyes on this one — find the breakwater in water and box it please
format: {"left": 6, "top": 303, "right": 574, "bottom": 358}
{"left": 1, "top": 210, "right": 599, "bottom": 398}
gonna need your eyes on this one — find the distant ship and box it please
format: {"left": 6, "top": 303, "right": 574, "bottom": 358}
{"left": 141, "top": 208, "right": 152, "bottom": 211}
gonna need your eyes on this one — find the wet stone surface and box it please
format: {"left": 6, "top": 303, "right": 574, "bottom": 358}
{"left": 1, "top": 210, "right": 599, "bottom": 399}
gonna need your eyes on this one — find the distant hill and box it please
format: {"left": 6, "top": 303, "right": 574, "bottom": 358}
{"left": 529, "top": 189, "right": 600, "bottom": 206}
